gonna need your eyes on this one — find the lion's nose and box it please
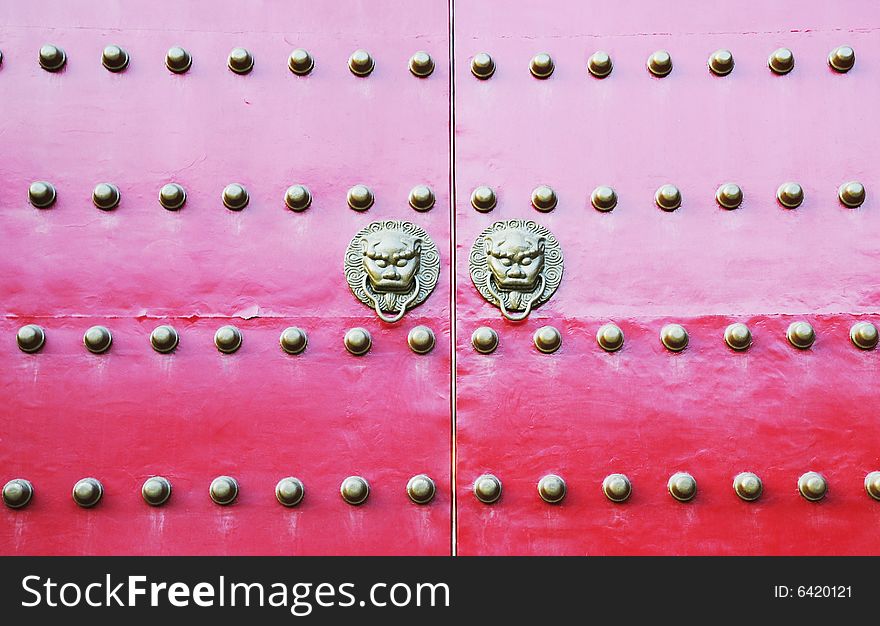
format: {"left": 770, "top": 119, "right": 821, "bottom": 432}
{"left": 507, "top": 265, "right": 526, "bottom": 279}
{"left": 382, "top": 268, "right": 401, "bottom": 280}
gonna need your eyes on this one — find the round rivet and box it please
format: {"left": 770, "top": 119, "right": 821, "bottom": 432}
{"left": 787, "top": 321, "right": 815, "bottom": 349}
{"left": 655, "top": 184, "right": 681, "bottom": 211}
{"left": 647, "top": 50, "right": 672, "bottom": 77}
{"left": 531, "top": 185, "right": 558, "bottom": 212}
{"left": 28, "top": 181, "right": 57, "bottom": 208}
{"left": 340, "top": 476, "right": 369, "bottom": 505}
{"left": 83, "top": 325, "right": 112, "bottom": 354}
{"left": 776, "top": 182, "right": 804, "bottom": 209}
{"left": 724, "top": 322, "right": 752, "bottom": 351}
{"left": 214, "top": 325, "right": 242, "bottom": 354}
{"left": 280, "top": 327, "right": 308, "bottom": 355}
{"left": 588, "top": 51, "right": 613, "bottom": 78}
{"left": 537, "top": 474, "right": 566, "bottom": 503}
{"left": 347, "top": 184, "right": 374, "bottom": 211}
{"left": 284, "top": 184, "right": 312, "bottom": 212}
{"left": 344, "top": 327, "right": 372, "bottom": 356}
{"left": 17, "top": 324, "right": 46, "bottom": 353}
{"left": 471, "top": 52, "right": 495, "bottom": 79}
{"left": 406, "top": 474, "right": 436, "bottom": 504}
{"left": 533, "top": 325, "right": 562, "bottom": 354}
{"left": 150, "top": 325, "right": 179, "bottom": 353}
{"left": 602, "top": 473, "right": 632, "bottom": 502}
{"left": 2, "top": 479, "right": 34, "bottom": 509}
{"left": 596, "top": 323, "right": 624, "bottom": 352}
{"left": 733, "top": 472, "right": 763, "bottom": 501}
{"left": 715, "top": 183, "right": 743, "bottom": 209}
{"left": 471, "top": 326, "right": 498, "bottom": 354}
{"left": 838, "top": 181, "right": 865, "bottom": 208}
{"left": 227, "top": 47, "right": 253, "bottom": 74}
{"left": 92, "top": 183, "right": 120, "bottom": 210}
{"left": 708, "top": 49, "right": 734, "bottom": 76}
{"left": 668, "top": 472, "right": 697, "bottom": 502}
{"left": 850, "top": 321, "right": 878, "bottom": 350}
{"left": 222, "top": 183, "right": 249, "bottom": 211}
{"left": 101, "top": 45, "right": 129, "bottom": 72}
{"left": 409, "top": 51, "right": 434, "bottom": 77}
{"left": 473, "top": 474, "right": 501, "bottom": 504}
{"left": 408, "top": 325, "right": 435, "bottom": 354}
{"left": 828, "top": 45, "right": 855, "bottom": 73}
{"left": 529, "top": 53, "right": 554, "bottom": 79}
{"left": 39, "top": 44, "right": 66, "bottom": 72}
{"left": 591, "top": 185, "right": 617, "bottom": 212}
{"left": 769, "top": 47, "right": 794, "bottom": 75}
{"left": 660, "top": 323, "right": 688, "bottom": 352}
{"left": 141, "top": 476, "right": 172, "bottom": 506}
{"left": 408, "top": 185, "right": 435, "bottom": 212}
{"left": 275, "top": 477, "right": 305, "bottom": 507}
{"left": 288, "top": 48, "right": 314, "bottom": 75}
{"left": 865, "top": 471, "right": 880, "bottom": 501}
{"left": 470, "top": 186, "right": 497, "bottom": 212}
{"left": 159, "top": 183, "right": 186, "bottom": 210}
{"left": 348, "top": 49, "right": 374, "bottom": 76}
{"left": 72, "top": 478, "right": 103, "bottom": 508}
{"left": 165, "top": 46, "right": 192, "bottom": 73}
{"left": 209, "top": 475, "right": 239, "bottom": 505}
{"left": 798, "top": 471, "right": 827, "bottom": 501}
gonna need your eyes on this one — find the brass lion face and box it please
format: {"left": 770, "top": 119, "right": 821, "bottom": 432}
{"left": 362, "top": 231, "right": 422, "bottom": 294}
{"left": 485, "top": 228, "right": 545, "bottom": 292}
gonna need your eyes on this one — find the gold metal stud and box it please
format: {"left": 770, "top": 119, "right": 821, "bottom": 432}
{"left": 344, "top": 327, "right": 372, "bottom": 356}
{"left": 537, "top": 474, "right": 566, "bottom": 503}
{"left": 531, "top": 185, "right": 558, "bottom": 212}
{"left": 715, "top": 183, "right": 743, "bottom": 209}
{"left": 708, "top": 49, "right": 734, "bottom": 76}
{"left": 473, "top": 474, "right": 501, "bottom": 504}
{"left": 83, "top": 325, "right": 112, "bottom": 354}
{"left": 602, "top": 473, "right": 632, "bottom": 502}
{"left": 101, "top": 45, "right": 129, "bottom": 72}
{"left": 533, "top": 326, "right": 561, "bottom": 354}
{"left": 141, "top": 476, "right": 172, "bottom": 506}
{"left": 786, "top": 321, "right": 815, "bottom": 349}
{"left": 165, "top": 46, "right": 192, "bottom": 73}
{"left": 407, "top": 326, "right": 435, "bottom": 354}
{"left": 668, "top": 472, "right": 697, "bottom": 502}
{"left": 850, "top": 321, "right": 878, "bottom": 350}
{"left": 591, "top": 185, "right": 618, "bottom": 212}
{"left": 409, "top": 51, "right": 434, "bottom": 77}
{"left": 288, "top": 48, "right": 314, "bottom": 75}
{"left": 733, "top": 472, "right": 763, "bottom": 501}
{"left": 769, "top": 48, "right": 794, "bottom": 75}
{"left": 209, "top": 475, "right": 239, "bottom": 505}
{"left": 828, "top": 46, "right": 855, "bottom": 73}
{"left": 222, "top": 183, "right": 249, "bottom": 211}
{"left": 150, "top": 325, "right": 179, "bottom": 353}
{"left": 214, "top": 325, "right": 242, "bottom": 354}
{"left": 72, "top": 477, "right": 103, "bottom": 508}
{"left": 408, "top": 185, "right": 435, "bottom": 212}
{"left": 529, "top": 53, "right": 554, "bottom": 79}
{"left": 348, "top": 49, "right": 374, "bottom": 76}
{"left": 406, "top": 474, "right": 436, "bottom": 504}
{"left": 798, "top": 471, "right": 827, "bottom": 501}
{"left": 2, "top": 479, "right": 34, "bottom": 509}
{"left": 228, "top": 47, "right": 254, "bottom": 74}
{"left": 655, "top": 184, "right": 681, "bottom": 211}
{"left": 776, "top": 182, "right": 803, "bottom": 208}
{"left": 471, "top": 52, "right": 495, "bottom": 79}
{"left": 838, "top": 181, "right": 865, "bottom": 208}
{"left": 275, "top": 477, "right": 305, "bottom": 507}
{"left": 724, "top": 322, "right": 752, "bottom": 351}
{"left": 28, "top": 181, "right": 57, "bottom": 208}
{"left": 596, "top": 323, "right": 624, "bottom": 352}
{"left": 285, "top": 185, "right": 312, "bottom": 212}
{"left": 471, "top": 326, "right": 498, "bottom": 354}
{"left": 280, "top": 327, "right": 308, "bottom": 355}
{"left": 92, "top": 183, "right": 120, "bottom": 211}
{"left": 470, "top": 186, "right": 497, "bottom": 212}
{"left": 647, "top": 50, "right": 672, "bottom": 77}
{"left": 159, "top": 183, "right": 186, "bottom": 210}
{"left": 39, "top": 44, "right": 66, "bottom": 72}
{"left": 865, "top": 471, "right": 880, "bottom": 501}
{"left": 17, "top": 324, "right": 46, "bottom": 353}
{"left": 588, "top": 51, "right": 613, "bottom": 78}
{"left": 340, "top": 476, "right": 369, "bottom": 505}
{"left": 660, "top": 323, "right": 688, "bottom": 352}
{"left": 347, "top": 184, "right": 374, "bottom": 211}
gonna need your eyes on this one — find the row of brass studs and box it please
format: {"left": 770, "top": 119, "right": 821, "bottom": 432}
{"left": 474, "top": 471, "right": 880, "bottom": 504}
{"left": 21, "top": 44, "right": 436, "bottom": 77}
{"left": 471, "top": 321, "right": 880, "bottom": 354}
{"left": 26, "top": 182, "right": 438, "bottom": 213}
{"left": 471, "top": 46, "right": 855, "bottom": 80}
{"left": 15, "top": 324, "right": 437, "bottom": 356}
{"left": 1, "top": 474, "right": 438, "bottom": 509}
{"left": 470, "top": 182, "right": 867, "bottom": 214}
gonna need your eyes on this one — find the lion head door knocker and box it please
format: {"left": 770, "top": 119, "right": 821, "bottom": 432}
{"left": 470, "top": 220, "right": 563, "bottom": 321}
{"left": 345, "top": 220, "right": 440, "bottom": 323}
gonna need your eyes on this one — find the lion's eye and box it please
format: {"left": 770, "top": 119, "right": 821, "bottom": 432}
{"left": 499, "top": 258, "right": 512, "bottom": 267}
{"left": 520, "top": 256, "right": 532, "bottom": 266}
{"left": 374, "top": 259, "right": 388, "bottom": 268}
{"left": 395, "top": 259, "right": 409, "bottom": 267}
